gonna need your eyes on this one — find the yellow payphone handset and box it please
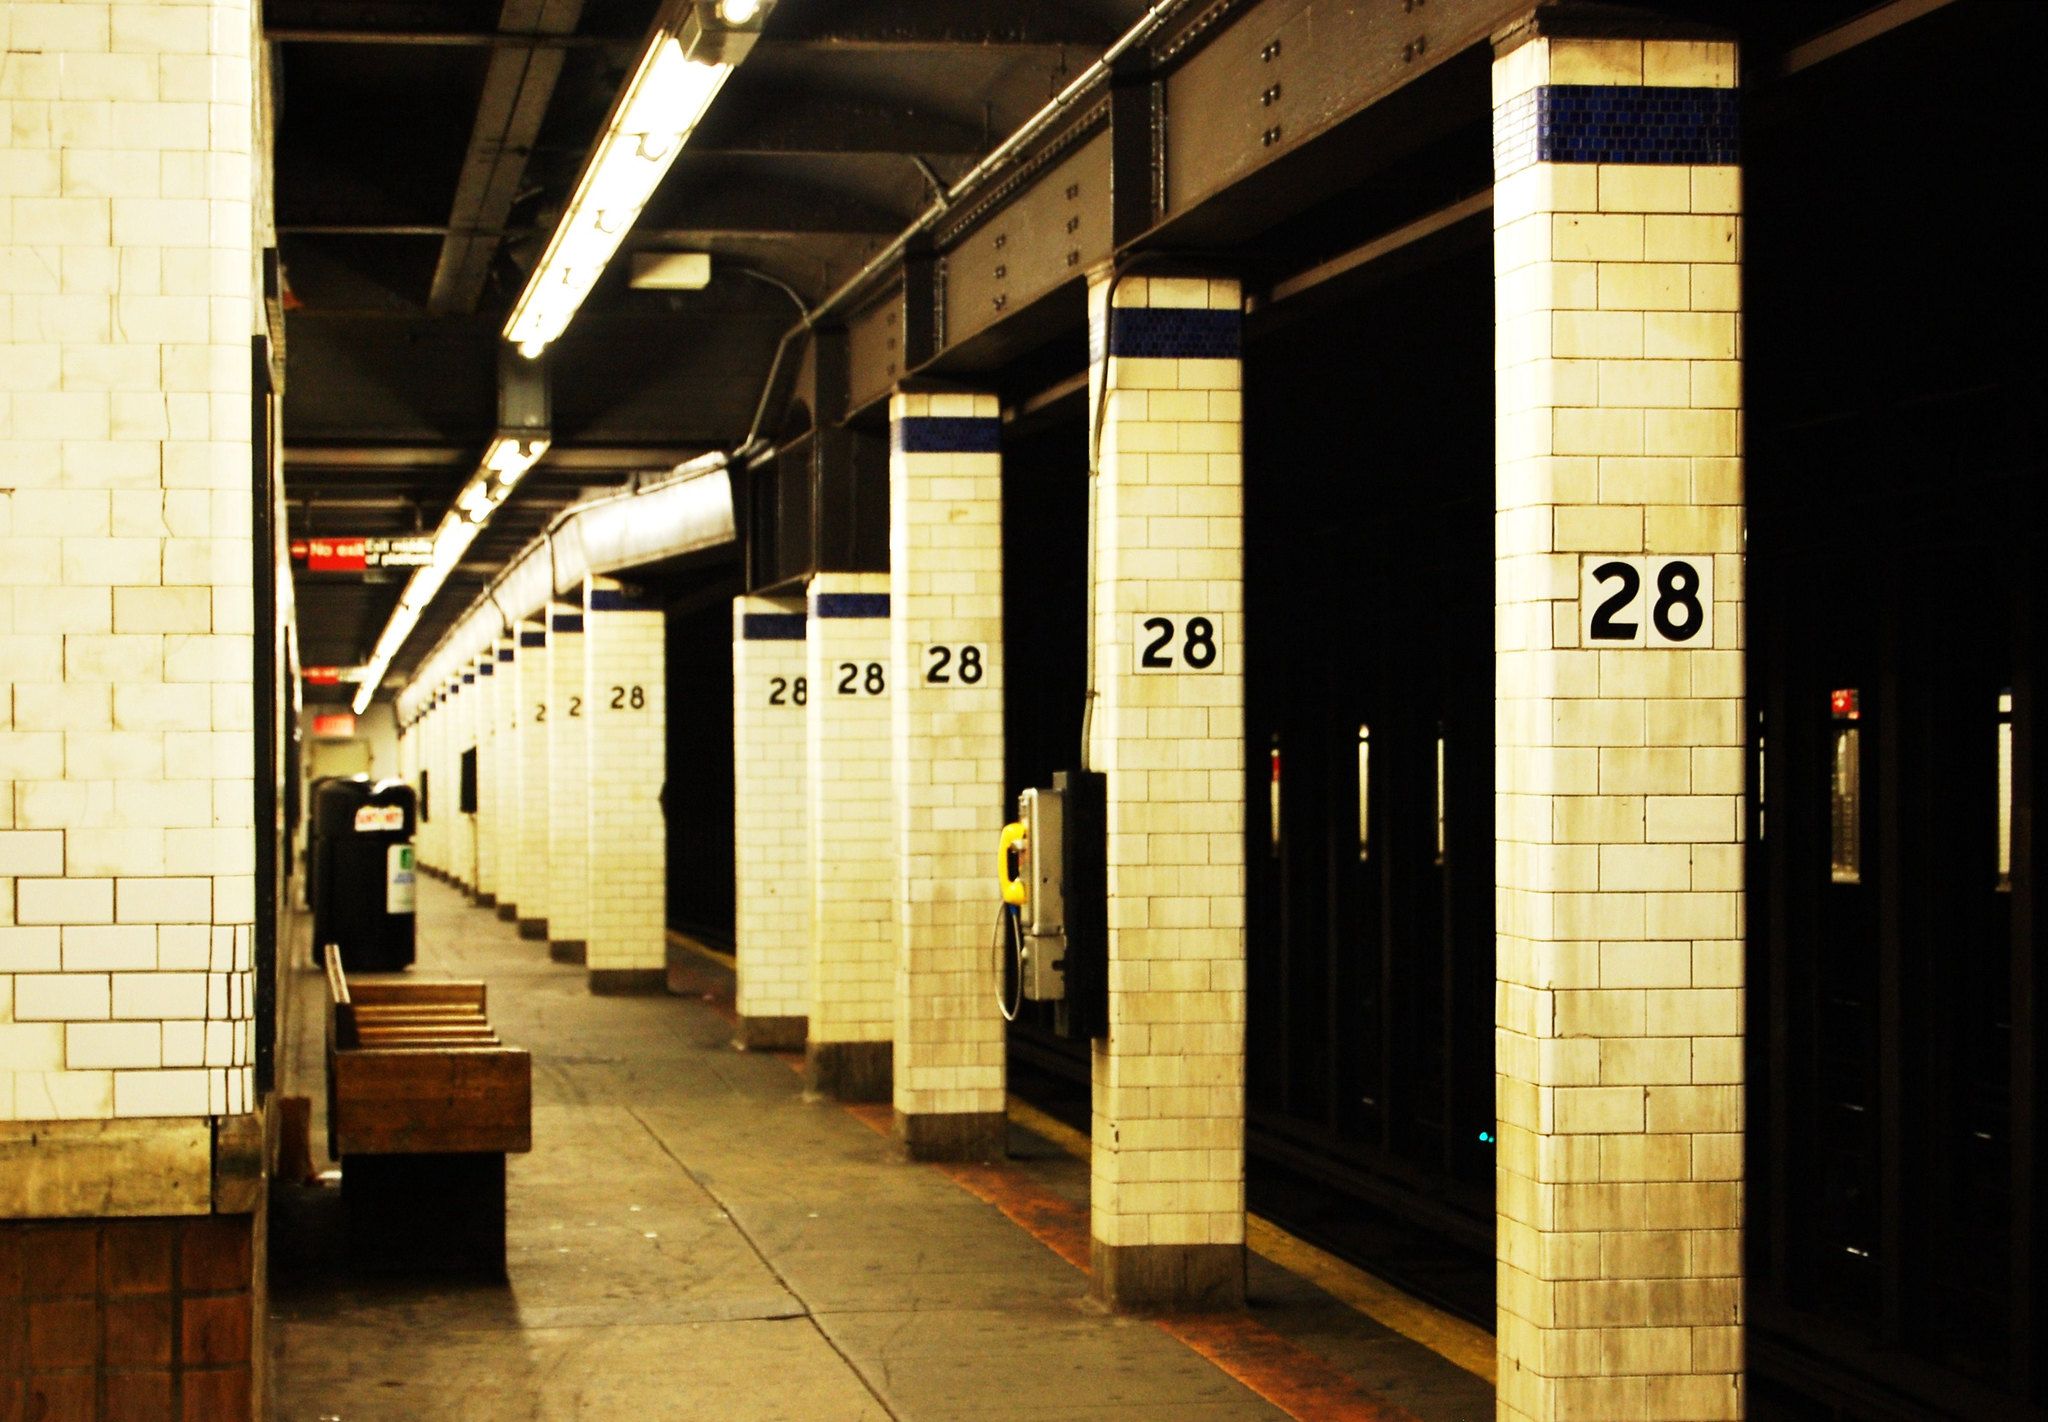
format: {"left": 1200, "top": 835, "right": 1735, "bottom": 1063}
{"left": 999, "top": 821, "right": 1027, "bottom": 907}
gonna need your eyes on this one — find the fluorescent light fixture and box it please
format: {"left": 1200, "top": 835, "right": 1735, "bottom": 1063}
{"left": 629, "top": 250, "right": 713, "bottom": 289}
{"left": 484, "top": 434, "right": 548, "bottom": 479}
{"left": 348, "top": 433, "right": 548, "bottom": 714}
{"left": 504, "top": 3, "right": 769, "bottom": 357}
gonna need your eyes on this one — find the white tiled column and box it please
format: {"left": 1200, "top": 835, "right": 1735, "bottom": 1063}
{"left": 490, "top": 633, "right": 520, "bottom": 922}
{"left": 731, "top": 596, "right": 809, "bottom": 1049}
{"left": 805, "top": 574, "right": 894, "bottom": 1099}
{"left": 546, "top": 602, "right": 590, "bottom": 962}
{"left": 515, "top": 619, "right": 551, "bottom": 940}
{"left": 583, "top": 578, "right": 665, "bottom": 993}
{"left": 472, "top": 650, "right": 498, "bottom": 904}
{"left": 1492, "top": 30, "right": 1744, "bottom": 1422}
{"left": 1085, "top": 271, "right": 1248, "bottom": 1309}
{"left": 0, "top": 0, "right": 259, "bottom": 1133}
{"left": 888, "top": 392, "right": 1007, "bottom": 1158}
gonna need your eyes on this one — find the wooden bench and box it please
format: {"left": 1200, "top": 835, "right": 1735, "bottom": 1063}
{"left": 324, "top": 950, "right": 532, "bottom": 1277}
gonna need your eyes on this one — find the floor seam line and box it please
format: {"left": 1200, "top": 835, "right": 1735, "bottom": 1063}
{"left": 624, "top": 1102, "right": 906, "bottom": 1422}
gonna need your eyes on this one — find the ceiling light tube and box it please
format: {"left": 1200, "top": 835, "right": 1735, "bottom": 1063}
{"left": 349, "top": 431, "right": 548, "bottom": 713}
{"left": 504, "top": 2, "right": 770, "bottom": 357}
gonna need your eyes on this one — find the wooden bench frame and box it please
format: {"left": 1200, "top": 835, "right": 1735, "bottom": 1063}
{"left": 324, "top": 951, "right": 532, "bottom": 1275}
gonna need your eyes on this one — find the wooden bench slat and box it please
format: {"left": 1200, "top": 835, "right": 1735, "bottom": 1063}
{"left": 332, "top": 1047, "right": 531, "bottom": 1155}
{"left": 349, "top": 980, "right": 487, "bottom": 1009}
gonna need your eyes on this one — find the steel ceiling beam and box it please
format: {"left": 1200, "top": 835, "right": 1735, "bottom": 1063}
{"left": 427, "top": 0, "right": 586, "bottom": 316}
{"left": 264, "top": 28, "right": 612, "bottom": 47}
{"left": 693, "top": 99, "right": 985, "bottom": 158}
{"left": 763, "top": 0, "right": 1116, "bottom": 50}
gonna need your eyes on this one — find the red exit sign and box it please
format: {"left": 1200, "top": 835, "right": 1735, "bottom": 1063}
{"left": 310, "top": 712, "right": 357, "bottom": 738}
{"left": 295, "top": 538, "right": 367, "bottom": 572}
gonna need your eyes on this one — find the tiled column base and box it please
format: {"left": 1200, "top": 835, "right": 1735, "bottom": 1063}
{"left": 735, "top": 1015, "right": 805, "bottom": 1051}
{"left": 588, "top": 968, "right": 664, "bottom": 996}
{"left": 1090, "top": 1240, "right": 1245, "bottom": 1312}
{"left": 805, "top": 1041, "right": 892, "bottom": 1103}
{"left": 894, "top": 1110, "right": 1006, "bottom": 1163}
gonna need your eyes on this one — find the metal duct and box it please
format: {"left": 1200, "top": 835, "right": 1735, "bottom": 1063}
{"left": 395, "top": 465, "right": 733, "bottom": 720}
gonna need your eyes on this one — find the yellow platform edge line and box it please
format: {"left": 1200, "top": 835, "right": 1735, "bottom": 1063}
{"left": 665, "top": 929, "right": 735, "bottom": 968}
{"left": 1004, "top": 1096, "right": 1496, "bottom": 1386}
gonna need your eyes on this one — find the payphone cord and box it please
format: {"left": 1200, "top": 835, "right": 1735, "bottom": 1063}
{"left": 994, "top": 904, "right": 1023, "bottom": 1023}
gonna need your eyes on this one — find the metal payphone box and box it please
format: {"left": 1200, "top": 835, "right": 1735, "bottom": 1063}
{"left": 1018, "top": 785, "right": 1066, "bottom": 1000}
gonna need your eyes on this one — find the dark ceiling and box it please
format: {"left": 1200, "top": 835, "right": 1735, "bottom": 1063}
{"left": 277, "top": 0, "right": 1152, "bottom": 697}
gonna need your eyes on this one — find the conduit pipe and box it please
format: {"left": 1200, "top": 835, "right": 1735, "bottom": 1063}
{"left": 395, "top": 459, "right": 732, "bottom": 721}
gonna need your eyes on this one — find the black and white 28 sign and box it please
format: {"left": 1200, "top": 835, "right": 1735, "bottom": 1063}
{"left": 1581, "top": 555, "right": 1714, "bottom": 647}
{"left": 1132, "top": 614, "right": 1224, "bottom": 673}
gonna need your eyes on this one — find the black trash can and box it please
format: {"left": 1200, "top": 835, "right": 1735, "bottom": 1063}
{"left": 303, "top": 774, "right": 344, "bottom": 916}
{"left": 312, "top": 777, "right": 417, "bottom": 970}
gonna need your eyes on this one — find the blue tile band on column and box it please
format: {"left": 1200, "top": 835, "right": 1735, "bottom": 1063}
{"left": 1104, "top": 306, "right": 1242, "bottom": 361}
{"left": 742, "top": 613, "right": 808, "bottom": 640}
{"left": 497, "top": 646, "right": 514, "bottom": 661}
{"left": 814, "top": 592, "right": 890, "bottom": 619}
{"left": 520, "top": 631, "right": 545, "bottom": 648}
{"left": 589, "top": 588, "right": 659, "bottom": 612}
{"left": 550, "top": 613, "right": 584, "bottom": 634}
{"left": 1493, "top": 84, "right": 1739, "bottom": 178}
{"left": 893, "top": 416, "right": 1002, "bottom": 454}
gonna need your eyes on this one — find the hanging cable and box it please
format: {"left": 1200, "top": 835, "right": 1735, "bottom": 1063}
{"left": 994, "top": 904, "right": 1023, "bottom": 1023}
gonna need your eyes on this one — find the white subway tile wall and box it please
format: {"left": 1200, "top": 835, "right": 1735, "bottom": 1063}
{"left": 732, "top": 597, "right": 810, "bottom": 1025}
{"left": 888, "top": 394, "right": 1006, "bottom": 1122}
{"left": 806, "top": 574, "right": 895, "bottom": 1048}
{"left": 1, "top": 0, "right": 259, "bottom": 1122}
{"left": 516, "top": 622, "right": 551, "bottom": 927}
{"left": 546, "top": 606, "right": 591, "bottom": 946}
{"left": 583, "top": 579, "right": 664, "bottom": 973}
{"left": 1492, "top": 36, "right": 1745, "bottom": 1422}
{"left": 1084, "top": 274, "right": 1249, "bottom": 1253}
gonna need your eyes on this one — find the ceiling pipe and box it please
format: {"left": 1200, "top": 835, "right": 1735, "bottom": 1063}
{"left": 395, "top": 454, "right": 733, "bottom": 720}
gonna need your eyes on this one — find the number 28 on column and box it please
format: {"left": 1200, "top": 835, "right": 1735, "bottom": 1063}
{"left": 1580, "top": 555, "right": 1714, "bottom": 648}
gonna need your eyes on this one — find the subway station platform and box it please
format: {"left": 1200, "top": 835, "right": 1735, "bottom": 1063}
{"left": 269, "top": 877, "right": 1492, "bottom": 1420}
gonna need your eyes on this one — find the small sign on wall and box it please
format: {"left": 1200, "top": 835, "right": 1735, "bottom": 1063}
{"left": 1580, "top": 556, "right": 1714, "bottom": 647}
{"left": 354, "top": 805, "right": 405, "bottom": 833}
{"left": 387, "top": 844, "right": 416, "bottom": 914}
{"left": 310, "top": 711, "right": 357, "bottom": 738}
{"left": 1131, "top": 614, "right": 1224, "bottom": 673}
{"left": 919, "top": 645, "right": 987, "bottom": 686}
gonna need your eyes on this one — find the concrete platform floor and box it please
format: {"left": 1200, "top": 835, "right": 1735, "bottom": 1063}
{"left": 269, "top": 876, "right": 1493, "bottom": 1421}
